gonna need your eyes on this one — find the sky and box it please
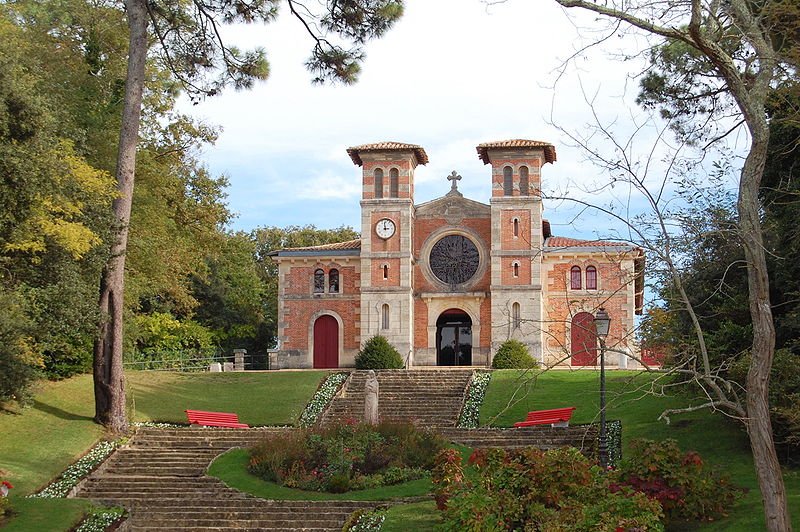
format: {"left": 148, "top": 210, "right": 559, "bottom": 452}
{"left": 178, "top": 0, "right": 704, "bottom": 241}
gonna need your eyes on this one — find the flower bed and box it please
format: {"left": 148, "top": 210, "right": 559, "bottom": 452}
{"left": 28, "top": 439, "right": 123, "bottom": 498}
{"left": 457, "top": 371, "right": 491, "bottom": 428}
{"left": 249, "top": 421, "right": 447, "bottom": 493}
{"left": 298, "top": 372, "right": 348, "bottom": 427}
{"left": 75, "top": 507, "right": 126, "bottom": 532}
{"left": 344, "top": 508, "right": 386, "bottom": 531}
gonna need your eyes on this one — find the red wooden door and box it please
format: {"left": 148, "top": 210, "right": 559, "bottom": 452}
{"left": 313, "top": 315, "right": 339, "bottom": 368}
{"left": 571, "top": 312, "right": 597, "bottom": 366}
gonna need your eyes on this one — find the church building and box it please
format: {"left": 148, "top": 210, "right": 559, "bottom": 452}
{"left": 269, "top": 140, "right": 644, "bottom": 369}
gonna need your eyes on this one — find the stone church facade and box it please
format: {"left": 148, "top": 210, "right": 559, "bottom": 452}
{"left": 269, "top": 140, "right": 644, "bottom": 369}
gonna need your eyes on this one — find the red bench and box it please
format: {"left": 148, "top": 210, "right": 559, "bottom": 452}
{"left": 513, "top": 407, "right": 576, "bottom": 428}
{"left": 185, "top": 409, "right": 249, "bottom": 428}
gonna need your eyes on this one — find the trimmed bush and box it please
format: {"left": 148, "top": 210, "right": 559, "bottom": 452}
{"left": 610, "top": 438, "right": 739, "bottom": 524}
{"left": 355, "top": 335, "right": 404, "bottom": 369}
{"left": 491, "top": 339, "right": 538, "bottom": 369}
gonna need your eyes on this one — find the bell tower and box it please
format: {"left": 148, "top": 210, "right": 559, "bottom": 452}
{"left": 477, "top": 139, "right": 557, "bottom": 363}
{"left": 347, "top": 142, "right": 428, "bottom": 361}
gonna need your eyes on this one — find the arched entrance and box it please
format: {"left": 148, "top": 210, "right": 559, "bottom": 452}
{"left": 436, "top": 309, "right": 472, "bottom": 366}
{"left": 571, "top": 312, "right": 597, "bottom": 366}
{"left": 313, "top": 315, "right": 339, "bottom": 368}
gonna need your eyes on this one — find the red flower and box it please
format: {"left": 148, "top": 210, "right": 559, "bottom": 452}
{"left": 1, "top": 481, "right": 12, "bottom": 489}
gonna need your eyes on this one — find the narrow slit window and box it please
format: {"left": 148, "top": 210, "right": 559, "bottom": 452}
{"left": 381, "top": 304, "right": 390, "bottom": 330}
{"left": 313, "top": 269, "right": 325, "bottom": 293}
{"left": 513, "top": 218, "right": 520, "bottom": 237}
{"left": 570, "top": 266, "right": 582, "bottom": 290}
{"left": 503, "top": 166, "right": 513, "bottom": 196}
{"left": 374, "top": 168, "right": 384, "bottom": 198}
{"left": 389, "top": 168, "right": 399, "bottom": 198}
{"left": 512, "top": 302, "right": 521, "bottom": 329}
{"left": 519, "top": 166, "right": 529, "bottom": 196}
{"left": 382, "top": 264, "right": 389, "bottom": 280}
{"left": 329, "top": 268, "right": 340, "bottom": 293}
{"left": 586, "top": 266, "right": 597, "bottom": 290}
{"left": 513, "top": 261, "right": 520, "bottom": 278}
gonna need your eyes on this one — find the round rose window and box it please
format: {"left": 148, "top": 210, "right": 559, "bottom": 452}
{"left": 429, "top": 235, "right": 480, "bottom": 285}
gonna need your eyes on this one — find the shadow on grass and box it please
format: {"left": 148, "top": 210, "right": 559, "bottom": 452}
{"left": 31, "top": 400, "right": 94, "bottom": 422}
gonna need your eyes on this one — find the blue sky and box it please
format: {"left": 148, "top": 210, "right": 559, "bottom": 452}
{"left": 179, "top": 0, "right": 743, "bottom": 248}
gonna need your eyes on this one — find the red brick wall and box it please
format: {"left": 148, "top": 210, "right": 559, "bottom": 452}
{"left": 370, "top": 212, "right": 401, "bottom": 252}
{"left": 362, "top": 160, "right": 413, "bottom": 200}
{"left": 544, "top": 258, "right": 634, "bottom": 354}
{"left": 371, "top": 258, "right": 400, "bottom": 286}
{"left": 281, "top": 262, "right": 360, "bottom": 352}
{"left": 501, "top": 257, "right": 531, "bottom": 285}
{"left": 491, "top": 158, "right": 542, "bottom": 198}
{"left": 413, "top": 217, "right": 491, "bottom": 293}
{"left": 500, "top": 210, "right": 532, "bottom": 250}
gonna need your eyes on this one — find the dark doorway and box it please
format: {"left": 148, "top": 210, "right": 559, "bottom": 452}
{"left": 436, "top": 310, "right": 472, "bottom": 366}
{"left": 570, "top": 312, "right": 597, "bottom": 366}
{"left": 313, "top": 315, "right": 339, "bottom": 368}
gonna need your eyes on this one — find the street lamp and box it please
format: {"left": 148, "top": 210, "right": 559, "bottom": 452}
{"left": 594, "top": 307, "right": 611, "bottom": 470}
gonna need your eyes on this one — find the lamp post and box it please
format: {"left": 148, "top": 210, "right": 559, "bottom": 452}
{"left": 593, "top": 307, "right": 611, "bottom": 470}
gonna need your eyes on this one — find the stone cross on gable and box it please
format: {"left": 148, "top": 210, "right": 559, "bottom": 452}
{"left": 447, "top": 171, "right": 462, "bottom": 191}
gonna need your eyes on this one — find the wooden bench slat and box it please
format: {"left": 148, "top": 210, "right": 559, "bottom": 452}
{"left": 514, "top": 407, "right": 576, "bottom": 428}
{"left": 185, "top": 409, "right": 249, "bottom": 428}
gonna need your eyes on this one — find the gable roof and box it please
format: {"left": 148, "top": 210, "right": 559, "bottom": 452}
{"left": 268, "top": 239, "right": 361, "bottom": 258}
{"left": 347, "top": 142, "right": 429, "bottom": 166}
{"left": 476, "top": 139, "right": 557, "bottom": 165}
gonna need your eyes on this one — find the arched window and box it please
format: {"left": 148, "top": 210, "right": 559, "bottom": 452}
{"left": 570, "top": 266, "right": 582, "bottom": 290}
{"left": 513, "top": 261, "right": 520, "bottom": 278}
{"left": 328, "top": 268, "right": 339, "bottom": 293}
{"left": 513, "top": 217, "right": 520, "bottom": 237}
{"left": 389, "top": 168, "right": 399, "bottom": 198}
{"left": 374, "top": 168, "right": 384, "bottom": 198}
{"left": 313, "top": 269, "right": 325, "bottom": 293}
{"left": 512, "top": 302, "right": 521, "bottom": 329}
{"left": 503, "top": 166, "right": 513, "bottom": 196}
{"left": 519, "top": 166, "right": 529, "bottom": 196}
{"left": 382, "top": 264, "right": 389, "bottom": 280}
{"left": 586, "top": 265, "right": 597, "bottom": 290}
{"left": 381, "top": 304, "right": 390, "bottom": 330}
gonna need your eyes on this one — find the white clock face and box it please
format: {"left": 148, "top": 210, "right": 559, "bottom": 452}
{"left": 375, "top": 218, "right": 396, "bottom": 239}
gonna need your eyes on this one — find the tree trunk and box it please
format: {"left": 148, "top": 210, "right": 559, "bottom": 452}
{"left": 739, "top": 131, "right": 792, "bottom": 532}
{"left": 93, "top": 0, "right": 148, "bottom": 433}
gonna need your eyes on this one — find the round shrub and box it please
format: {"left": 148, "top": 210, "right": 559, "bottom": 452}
{"left": 355, "top": 335, "right": 404, "bottom": 369}
{"left": 492, "top": 339, "right": 538, "bottom": 369}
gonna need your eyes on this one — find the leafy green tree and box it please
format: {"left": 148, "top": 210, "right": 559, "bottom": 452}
{"left": 192, "top": 232, "right": 268, "bottom": 355}
{"left": 94, "top": 0, "right": 403, "bottom": 432}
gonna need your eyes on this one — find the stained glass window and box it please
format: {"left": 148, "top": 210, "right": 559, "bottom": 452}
{"left": 314, "top": 269, "right": 325, "bottom": 293}
{"left": 329, "top": 269, "right": 339, "bottom": 293}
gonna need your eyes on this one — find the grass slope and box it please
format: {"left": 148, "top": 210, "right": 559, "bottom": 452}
{"left": 0, "top": 370, "right": 328, "bottom": 531}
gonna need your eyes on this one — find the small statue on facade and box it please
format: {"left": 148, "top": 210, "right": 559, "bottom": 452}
{"left": 364, "top": 370, "right": 379, "bottom": 425}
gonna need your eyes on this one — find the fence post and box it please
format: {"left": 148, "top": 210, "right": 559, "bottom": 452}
{"left": 233, "top": 349, "right": 246, "bottom": 371}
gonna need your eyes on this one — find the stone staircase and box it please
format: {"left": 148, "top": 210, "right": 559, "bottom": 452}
{"left": 319, "top": 369, "right": 473, "bottom": 428}
{"left": 74, "top": 427, "right": 377, "bottom": 531}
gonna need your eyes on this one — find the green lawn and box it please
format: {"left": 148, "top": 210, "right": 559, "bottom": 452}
{"left": 0, "top": 370, "right": 329, "bottom": 531}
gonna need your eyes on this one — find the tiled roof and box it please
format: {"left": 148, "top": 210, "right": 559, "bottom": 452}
{"left": 284, "top": 239, "right": 362, "bottom": 252}
{"left": 544, "top": 236, "right": 633, "bottom": 249}
{"left": 347, "top": 142, "right": 429, "bottom": 166}
{"left": 476, "top": 139, "right": 557, "bottom": 165}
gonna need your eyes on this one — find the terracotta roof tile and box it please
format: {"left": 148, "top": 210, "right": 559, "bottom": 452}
{"left": 284, "top": 239, "right": 362, "bottom": 252}
{"left": 544, "top": 236, "right": 631, "bottom": 248}
{"left": 347, "top": 142, "right": 429, "bottom": 166}
{"left": 476, "top": 139, "right": 557, "bottom": 165}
